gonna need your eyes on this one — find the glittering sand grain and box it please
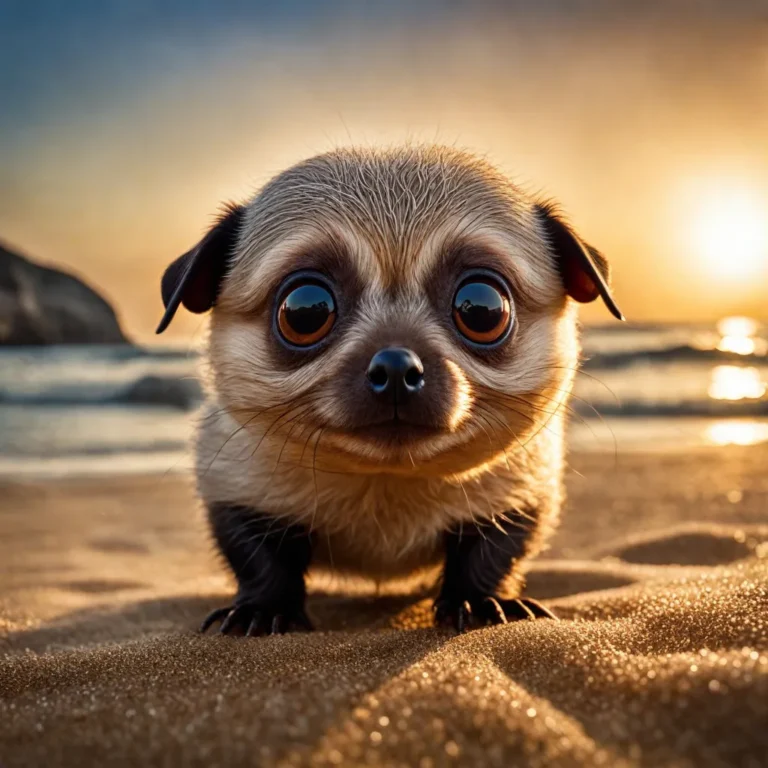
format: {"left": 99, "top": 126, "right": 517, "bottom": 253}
{"left": 1, "top": 445, "right": 767, "bottom": 767}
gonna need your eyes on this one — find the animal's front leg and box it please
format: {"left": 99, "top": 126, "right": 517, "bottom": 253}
{"left": 201, "top": 504, "right": 313, "bottom": 636}
{"left": 434, "top": 513, "right": 556, "bottom": 633}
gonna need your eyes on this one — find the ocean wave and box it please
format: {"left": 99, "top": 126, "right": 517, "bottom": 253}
{"left": 0, "top": 451, "right": 193, "bottom": 478}
{"left": 574, "top": 399, "right": 768, "bottom": 418}
{"left": 5, "top": 440, "right": 189, "bottom": 459}
{"left": 3, "top": 368, "right": 767, "bottom": 418}
{"left": 584, "top": 344, "right": 767, "bottom": 370}
{"left": 4, "top": 334, "right": 766, "bottom": 377}
{"left": 0, "top": 343, "right": 197, "bottom": 361}
{"left": 0, "top": 375, "right": 203, "bottom": 410}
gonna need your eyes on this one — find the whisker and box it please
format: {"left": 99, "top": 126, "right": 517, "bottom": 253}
{"left": 456, "top": 475, "right": 486, "bottom": 540}
{"left": 472, "top": 410, "right": 513, "bottom": 472}
{"left": 266, "top": 405, "right": 317, "bottom": 482}
{"left": 243, "top": 401, "right": 315, "bottom": 465}
{"left": 200, "top": 411, "right": 260, "bottom": 478}
{"left": 200, "top": 396, "right": 313, "bottom": 476}
{"left": 520, "top": 363, "right": 621, "bottom": 405}
{"left": 472, "top": 399, "right": 537, "bottom": 463}
{"left": 524, "top": 390, "right": 617, "bottom": 460}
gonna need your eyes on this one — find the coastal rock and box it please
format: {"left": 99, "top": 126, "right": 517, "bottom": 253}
{"left": 121, "top": 375, "right": 203, "bottom": 410}
{"left": 0, "top": 242, "right": 128, "bottom": 345}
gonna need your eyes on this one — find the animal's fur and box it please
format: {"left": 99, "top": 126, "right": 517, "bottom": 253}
{"left": 159, "top": 145, "right": 621, "bottom": 624}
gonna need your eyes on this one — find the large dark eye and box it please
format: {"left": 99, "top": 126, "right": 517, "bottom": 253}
{"left": 452, "top": 276, "right": 512, "bottom": 345}
{"left": 277, "top": 281, "right": 336, "bottom": 346}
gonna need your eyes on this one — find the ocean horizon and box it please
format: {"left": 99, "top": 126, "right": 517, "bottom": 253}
{"left": 1, "top": 318, "right": 766, "bottom": 477}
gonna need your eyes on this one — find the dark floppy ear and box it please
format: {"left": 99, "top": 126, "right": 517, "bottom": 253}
{"left": 535, "top": 201, "right": 624, "bottom": 321}
{"left": 156, "top": 203, "right": 245, "bottom": 334}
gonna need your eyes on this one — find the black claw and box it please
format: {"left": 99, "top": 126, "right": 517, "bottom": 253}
{"left": 433, "top": 599, "right": 474, "bottom": 633}
{"left": 246, "top": 613, "right": 263, "bottom": 637}
{"left": 457, "top": 600, "right": 472, "bottom": 633}
{"left": 509, "top": 599, "right": 536, "bottom": 620}
{"left": 518, "top": 597, "right": 557, "bottom": 620}
{"left": 433, "top": 599, "right": 454, "bottom": 627}
{"left": 481, "top": 597, "right": 508, "bottom": 626}
{"left": 200, "top": 601, "right": 313, "bottom": 636}
{"left": 495, "top": 597, "right": 558, "bottom": 621}
{"left": 200, "top": 607, "right": 230, "bottom": 634}
{"left": 219, "top": 607, "right": 242, "bottom": 634}
{"left": 434, "top": 595, "right": 556, "bottom": 633}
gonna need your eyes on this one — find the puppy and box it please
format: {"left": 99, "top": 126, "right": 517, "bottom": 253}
{"left": 157, "top": 145, "right": 622, "bottom": 634}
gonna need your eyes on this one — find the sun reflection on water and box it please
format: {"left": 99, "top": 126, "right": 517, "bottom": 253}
{"left": 718, "top": 316, "right": 759, "bottom": 338}
{"left": 718, "top": 336, "right": 757, "bottom": 355}
{"left": 706, "top": 420, "right": 768, "bottom": 446}
{"left": 716, "top": 316, "right": 766, "bottom": 356}
{"left": 708, "top": 366, "right": 766, "bottom": 401}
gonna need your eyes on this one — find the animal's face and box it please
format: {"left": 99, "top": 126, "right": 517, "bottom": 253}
{"left": 158, "top": 147, "right": 622, "bottom": 475}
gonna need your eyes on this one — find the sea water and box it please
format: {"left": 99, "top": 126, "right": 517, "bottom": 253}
{"left": 0, "top": 319, "right": 766, "bottom": 477}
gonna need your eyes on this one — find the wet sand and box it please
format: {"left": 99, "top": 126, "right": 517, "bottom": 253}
{"left": 1, "top": 445, "right": 767, "bottom": 766}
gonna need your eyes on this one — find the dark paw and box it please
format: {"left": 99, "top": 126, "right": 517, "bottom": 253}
{"left": 200, "top": 601, "right": 313, "bottom": 637}
{"left": 434, "top": 595, "right": 556, "bottom": 633}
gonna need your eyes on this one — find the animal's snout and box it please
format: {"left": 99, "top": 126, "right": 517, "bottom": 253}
{"left": 366, "top": 347, "right": 424, "bottom": 402}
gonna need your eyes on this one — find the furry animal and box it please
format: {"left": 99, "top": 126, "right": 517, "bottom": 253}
{"left": 157, "top": 145, "right": 623, "bottom": 635}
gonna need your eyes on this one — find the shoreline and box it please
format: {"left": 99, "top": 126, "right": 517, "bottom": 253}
{"left": 2, "top": 443, "right": 768, "bottom": 765}
{"left": 2, "top": 416, "right": 768, "bottom": 481}
{"left": 2, "top": 442, "right": 765, "bottom": 632}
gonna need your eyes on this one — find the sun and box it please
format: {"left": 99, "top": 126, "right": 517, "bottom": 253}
{"left": 690, "top": 187, "right": 768, "bottom": 282}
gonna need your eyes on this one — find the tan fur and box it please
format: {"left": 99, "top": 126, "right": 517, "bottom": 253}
{"left": 196, "top": 145, "right": 584, "bottom": 587}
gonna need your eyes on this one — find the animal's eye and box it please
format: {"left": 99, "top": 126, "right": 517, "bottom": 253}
{"left": 277, "top": 281, "right": 336, "bottom": 346}
{"left": 452, "top": 275, "right": 512, "bottom": 345}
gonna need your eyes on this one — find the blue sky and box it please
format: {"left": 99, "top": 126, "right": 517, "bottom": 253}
{"left": 4, "top": 0, "right": 762, "bottom": 144}
{"left": 1, "top": 1, "right": 766, "bottom": 340}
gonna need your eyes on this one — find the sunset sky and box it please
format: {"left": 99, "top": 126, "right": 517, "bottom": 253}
{"left": 1, "top": 1, "right": 767, "bottom": 343}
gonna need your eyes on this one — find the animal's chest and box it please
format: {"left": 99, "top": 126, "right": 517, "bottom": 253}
{"left": 195, "top": 407, "right": 551, "bottom": 579}
{"left": 309, "top": 500, "right": 448, "bottom": 579}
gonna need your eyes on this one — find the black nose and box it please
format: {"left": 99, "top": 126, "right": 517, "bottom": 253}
{"left": 366, "top": 347, "right": 424, "bottom": 401}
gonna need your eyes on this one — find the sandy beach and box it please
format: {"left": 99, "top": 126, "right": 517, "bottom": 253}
{"left": 3, "top": 2, "right": 768, "bottom": 766}
{"left": 1, "top": 444, "right": 767, "bottom": 767}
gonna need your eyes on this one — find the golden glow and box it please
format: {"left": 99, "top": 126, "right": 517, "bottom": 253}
{"left": 708, "top": 365, "right": 766, "bottom": 401}
{"left": 690, "top": 189, "right": 768, "bottom": 282}
{"left": 718, "top": 336, "right": 757, "bottom": 355}
{"left": 706, "top": 420, "right": 768, "bottom": 446}
{"left": 718, "top": 316, "right": 759, "bottom": 338}
{"left": 444, "top": 359, "right": 473, "bottom": 430}
{"left": 716, "top": 315, "right": 765, "bottom": 355}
